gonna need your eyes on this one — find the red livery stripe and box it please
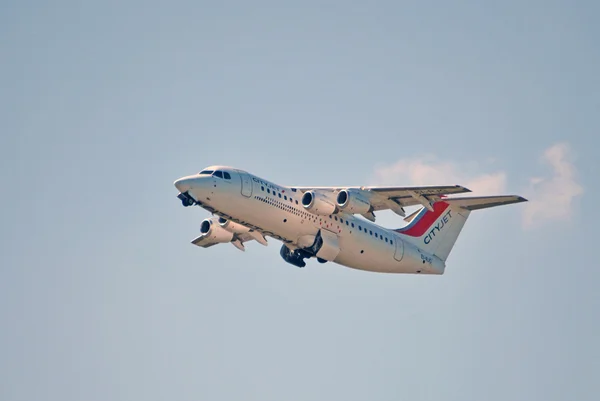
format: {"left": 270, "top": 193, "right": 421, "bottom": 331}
{"left": 395, "top": 202, "right": 449, "bottom": 237}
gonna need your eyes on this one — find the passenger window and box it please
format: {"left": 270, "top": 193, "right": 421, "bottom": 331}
{"left": 284, "top": 195, "right": 287, "bottom": 200}
{"left": 340, "top": 218, "right": 344, "bottom": 223}
{"left": 351, "top": 223, "right": 354, "bottom": 228}
{"left": 385, "top": 238, "right": 388, "bottom": 243}
{"left": 214, "top": 171, "right": 223, "bottom": 178}
{"left": 261, "top": 186, "right": 265, "bottom": 191}
{"left": 346, "top": 221, "right": 349, "bottom": 226}
{"left": 359, "top": 226, "right": 362, "bottom": 231}
{"left": 335, "top": 216, "right": 338, "bottom": 221}
{"left": 369, "top": 230, "right": 373, "bottom": 235}
{"left": 267, "top": 189, "right": 271, "bottom": 194}
{"left": 278, "top": 193, "right": 282, "bottom": 198}
{"left": 390, "top": 240, "right": 393, "bottom": 245}
{"left": 224, "top": 172, "right": 231, "bottom": 179}
{"left": 295, "top": 200, "right": 298, "bottom": 204}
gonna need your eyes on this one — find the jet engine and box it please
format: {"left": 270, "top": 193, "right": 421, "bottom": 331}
{"left": 301, "top": 190, "right": 336, "bottom": 215}
{"left": 217, "top": 217, "right": 269, "bottom": 247}
{"left": 199, "top": 217, "right": 234, "bottom": 243}
{"left": 336, "top": 189, "right": 371, "bottom": 214}
{"left": 218, "top": 217, "right": 250, "bottom": 234}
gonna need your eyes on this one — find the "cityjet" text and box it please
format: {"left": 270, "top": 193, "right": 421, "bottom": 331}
{"left": 423, "top": 210, "right": 452, "bottom": 244}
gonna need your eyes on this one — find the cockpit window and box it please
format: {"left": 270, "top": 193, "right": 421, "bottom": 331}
{"left": 223, "top": 172, "right": 231, "bottom": 180}
{"left": 199, "top": 170, "right": 214, "bottom": 175}
{"left": 214, "top": 171, "right": 223, "bottom": 178}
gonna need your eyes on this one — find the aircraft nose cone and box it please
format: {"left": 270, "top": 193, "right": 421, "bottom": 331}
{"left": 174, "top": 177, "right": 193, "bottom": 192}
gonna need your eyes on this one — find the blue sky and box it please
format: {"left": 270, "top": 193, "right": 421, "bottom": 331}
{"left": 1, "top": 1, "right": 598, "bottom": 400}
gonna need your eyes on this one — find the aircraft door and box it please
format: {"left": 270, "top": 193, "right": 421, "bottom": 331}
{"left": 239, "top": 172, "right": 253, "bottom": 197}
{"left": 393, "top": 237, "right": 404, "bottom": 262}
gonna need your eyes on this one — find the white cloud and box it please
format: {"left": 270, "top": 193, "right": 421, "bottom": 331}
{"left": 371, "top": 155, "right": 507, "bottom": 196}
{"left": 522, "top": 142, "right": 583, "bottom": 229}
{"left": 371, "top": 142, "right": 583, "bottom": 230}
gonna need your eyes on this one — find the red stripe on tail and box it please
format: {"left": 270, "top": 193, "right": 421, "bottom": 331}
{"left": 395, "top": 202, "right": 449, "bottom": 237}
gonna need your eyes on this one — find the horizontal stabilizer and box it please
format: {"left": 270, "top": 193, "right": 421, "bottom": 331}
{"left": 444, "top": 195, "right": 528, "bottom": 211}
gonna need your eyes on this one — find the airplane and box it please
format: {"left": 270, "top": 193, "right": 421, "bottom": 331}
{"left": 174, "top": 166, "right": 527, "bottom": 274}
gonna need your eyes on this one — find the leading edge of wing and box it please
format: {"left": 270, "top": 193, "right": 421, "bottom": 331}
{"left": 368, "top": 184, "right": 471, "bottom": 196}
{"left": 290, "top": 185, "right": 471, "bottom": 195}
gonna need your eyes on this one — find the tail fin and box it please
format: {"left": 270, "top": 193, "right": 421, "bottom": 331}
{"left": 394, "top": 195, "right": 527, "bottom": 261}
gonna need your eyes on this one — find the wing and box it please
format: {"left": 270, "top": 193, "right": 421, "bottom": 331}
{"left": 191, "top": 235, "right": 221, "bottom": 248}
{"left": 290, "top": 184, "right": 471, "bottom": 220}
{"left": 191, "top": 230, "right": 267, "bottom": 251}
{"left": 366, "top": 185, "right": 472, "bottom": 211}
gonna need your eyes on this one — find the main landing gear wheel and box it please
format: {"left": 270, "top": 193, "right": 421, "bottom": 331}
{"left": 279, "top": 245, "right": 307, "bottom": 268}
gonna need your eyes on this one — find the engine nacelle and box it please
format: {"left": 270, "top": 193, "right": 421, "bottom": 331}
{"left": 336, "top": 189, "right": 371, "bottom": 214}
{"left": 218, "top": 217, "right": 250, "bottom": 234}
{"left": 301, "top": 190, "right": 337, "bottom": 215}
{"left": 200, "top": 217, "right": 234, "bottom": 243}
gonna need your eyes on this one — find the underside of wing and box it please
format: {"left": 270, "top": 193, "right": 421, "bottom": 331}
{"left": 367, "top": 185, "right": 471, "bottom": 209}
{"left": 191, "top": 235, "right": 222, "bottom": 248}
{"left": 191, "top": 217, "right": 269, "bottom": 251}
{"left": 289, "top": 184, "right": 471, "bottom": 220}
{"left": 191, "top": 232, "right": 256, "bottom": 251}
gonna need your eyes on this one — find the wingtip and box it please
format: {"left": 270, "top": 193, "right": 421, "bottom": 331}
{"left": 505, "top": 195, "right": 528, "bottom": 204}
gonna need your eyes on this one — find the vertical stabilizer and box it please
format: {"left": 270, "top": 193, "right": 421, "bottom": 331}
{"left": 394, "top": 195, "right": 527, "bottom": 261}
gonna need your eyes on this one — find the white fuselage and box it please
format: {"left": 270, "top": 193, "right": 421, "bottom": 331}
{"left": 178, "top": 168, "right": 445, "bottom": 274}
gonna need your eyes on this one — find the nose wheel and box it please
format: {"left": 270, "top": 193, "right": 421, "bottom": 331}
{"left": 177, "top": 192, "right": 197, "bottom": 207}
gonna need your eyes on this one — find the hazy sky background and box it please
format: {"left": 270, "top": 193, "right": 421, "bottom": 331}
{"left": 1, "top": 1, "right": 598, "bottom": 400}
